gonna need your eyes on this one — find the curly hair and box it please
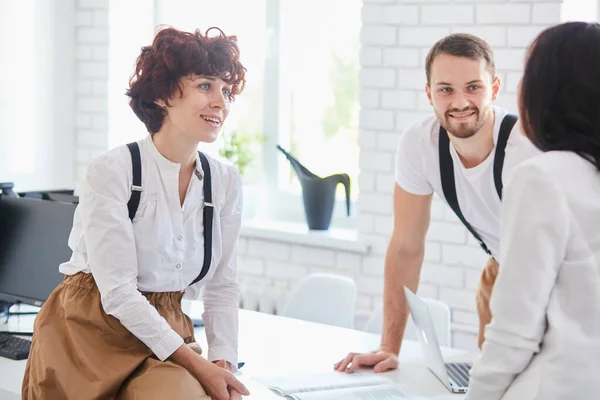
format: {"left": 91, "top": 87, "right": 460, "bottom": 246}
{"left": 520, "top": 22, "right": 600, "bottom": 171}
{"left": 126, "top": 26, "right": 246, "bottom": 134}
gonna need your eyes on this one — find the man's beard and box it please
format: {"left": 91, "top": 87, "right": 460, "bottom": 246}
{"left": 435, "top": 105, "right": 489, "bottom": 139}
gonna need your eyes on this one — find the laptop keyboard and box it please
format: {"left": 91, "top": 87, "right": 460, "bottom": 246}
{"left": 445, "top": 362, "right": 471, "bottom": 388}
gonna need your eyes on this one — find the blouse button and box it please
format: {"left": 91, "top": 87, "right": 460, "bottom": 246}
{"left": 175, "top": 263, "right": 182, "bottom": 269}
{"left": 177, "top": 235, "right": 183, "bottom": 241}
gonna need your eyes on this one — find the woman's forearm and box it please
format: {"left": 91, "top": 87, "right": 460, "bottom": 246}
{"left": 170, "top": 343, "right": 206, "bottom": 371}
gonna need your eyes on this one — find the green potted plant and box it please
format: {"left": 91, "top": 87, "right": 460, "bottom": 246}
{"left": 218, "top": 130, "right": 265, "bottom": 220}
{"left": 218, "top": 130, "right": 264, "bottom": 176}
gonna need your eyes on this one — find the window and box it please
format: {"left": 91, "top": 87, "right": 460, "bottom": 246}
{"left": 2, "top": 0, "right": 36, "bottom": 177}
{"left": 276, "top": 0, "right": 361, "bottom": 199}
{"left": 0, "top": 0, "right": 75, "bottom": 192}
{"left": 109, "top": 0, "right": 361, "bottom": 229}
{"left": 266, "top": 0, "right": 361, "bottom": 229}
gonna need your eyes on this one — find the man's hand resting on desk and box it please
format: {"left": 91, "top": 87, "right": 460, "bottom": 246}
{"left": 334, "top": 347, "right": 399, "bottom": 373}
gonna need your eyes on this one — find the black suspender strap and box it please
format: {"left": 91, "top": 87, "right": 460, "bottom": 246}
{"left": 492, "top": 114, "right": 518, "bottom": 199}
{"left": 126, "top": 142, "right": 142, "bottom": 221}
{"left": 190, "top": 151, "right": 213, "bottom": 286}
{"left": 439, "top": 129, "right": 492, "bottom": 255}
{"left": 438, "top": 113, "right": 518, "bottom": 256}
{"left": 126, "top": 144, "right": 213, "bottom": 286}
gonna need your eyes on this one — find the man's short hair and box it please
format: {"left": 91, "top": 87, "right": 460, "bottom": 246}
{"left": 425, "top": 33, "right": 496, "bottom": 85}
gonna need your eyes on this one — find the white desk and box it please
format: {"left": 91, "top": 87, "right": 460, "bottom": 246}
{"left": 0, "top": 309, "right": 470, "bottom": 399}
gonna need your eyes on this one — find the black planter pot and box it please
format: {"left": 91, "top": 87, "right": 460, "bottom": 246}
{"left": 277, "top": 145, "right": 351, "bottom": 230}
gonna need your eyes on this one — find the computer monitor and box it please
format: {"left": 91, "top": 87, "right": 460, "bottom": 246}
{"left": 0, "top": 196, "right": 76, "bottom": 307}
{"left": 19, "top": 189, "right": 79, "bottom": 204}
{"left": 45, "top": 192, "right": 79, "bottom": 204}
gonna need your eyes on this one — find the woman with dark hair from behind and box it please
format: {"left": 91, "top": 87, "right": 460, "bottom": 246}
{"left": 466, "top": 21, "right": 600, "bottom": 400}
{"left": 22, "top": 27, "right": 250, "bottom": 400}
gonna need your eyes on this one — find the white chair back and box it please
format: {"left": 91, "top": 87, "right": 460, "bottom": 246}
{"left": 364, "top": 298, "right": 452, "bottom": 347}
{"left": 281, "top": 273, "right": 357, "bottom": 329}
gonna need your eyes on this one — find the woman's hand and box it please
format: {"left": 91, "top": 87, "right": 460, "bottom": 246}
{"left": 171, "top": 344, "right": 249, "bottom": 400}
{"left": 192, "top": 358, "right": 249, "bottom": 400}
{"left": 213, "top": 359, "right": 235, "bottom": 372}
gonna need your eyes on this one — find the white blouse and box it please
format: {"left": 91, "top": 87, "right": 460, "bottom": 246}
{"left": 467, "top": 151, "right": 600, "bottom": 399}
{"left": 60, "top": 135, "right": 242, "bottom": 366}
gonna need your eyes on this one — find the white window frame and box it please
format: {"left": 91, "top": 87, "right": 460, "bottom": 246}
{"left": 255, "top": 0, "right": 357, "bottom": 230}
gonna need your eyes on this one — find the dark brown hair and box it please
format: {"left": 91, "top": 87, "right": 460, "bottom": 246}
{"left": 126, "top": 26, "right": 246, "bottom": 134}
{"left": 425, "top": 33, "right": 495, "bottom": 84}
{"left": 520, "top": 22, "right": 600, "bottom": 171}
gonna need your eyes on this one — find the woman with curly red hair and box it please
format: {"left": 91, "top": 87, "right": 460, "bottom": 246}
{"left": 22, "top": 26, "right": 249, "bottom": 400}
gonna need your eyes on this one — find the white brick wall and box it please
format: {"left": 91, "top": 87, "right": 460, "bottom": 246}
{"left": 67, "top": 0, "right": 564, "bottom": 351}
{"left": 74, "top": 0, "right": 110, "bottom": 190}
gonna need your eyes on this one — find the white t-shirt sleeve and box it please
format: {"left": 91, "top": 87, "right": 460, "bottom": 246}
{"left": 394, "top": 126, "right": 434, "bottom": 195}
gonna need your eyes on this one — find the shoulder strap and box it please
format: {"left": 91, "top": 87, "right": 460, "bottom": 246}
{"left": 439, "top": 127, "right": 492, "bottom": 256}
{"left": 125, "top": 144, "right": 213, "bottom": 285}
{"left": 126, "top": 142, "right": 142, "bottom": 221}
{"left": 493, "top": 113, "right": 518, "bottom": 199}
{"left": 190, "top": 151, "right": 213, "bottom": 286}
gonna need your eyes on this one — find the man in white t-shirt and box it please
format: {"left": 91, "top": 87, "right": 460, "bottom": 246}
{"left": 334, "top": 33, "right": 539, "bottom": 373}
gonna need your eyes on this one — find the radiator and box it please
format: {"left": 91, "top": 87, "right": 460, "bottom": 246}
{"left": 238, "top": 283, "right": 289, "bottom": 315}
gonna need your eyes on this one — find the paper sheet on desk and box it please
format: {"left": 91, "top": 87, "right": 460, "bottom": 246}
{"left": 254, "top": 371, "right": 421, "bottom": 399}
{"left": 293, "top": 384, "right": 420, "bottom": 400}
{"left": 255, "top": 370, "right": 390, "bottom": 395}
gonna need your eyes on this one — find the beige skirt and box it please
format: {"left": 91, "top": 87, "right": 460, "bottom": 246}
{"left": 22, "top": 272, "right": 210, "bottom": 399}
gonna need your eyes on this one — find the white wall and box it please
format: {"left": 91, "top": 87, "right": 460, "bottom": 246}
{"left": 73, "top": 0, "right": 110, "bottom": 191}
{"left": 562, "top": 0, "right": 598, "bottom": 21}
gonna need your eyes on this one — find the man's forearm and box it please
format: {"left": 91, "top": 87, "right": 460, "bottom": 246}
{"left": 380, "top": 247, "right": 424, "bottom": 355}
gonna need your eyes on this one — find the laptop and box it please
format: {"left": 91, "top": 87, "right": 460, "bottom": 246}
{"left": 403, "top": 286, "right": 471, "bottom": 394}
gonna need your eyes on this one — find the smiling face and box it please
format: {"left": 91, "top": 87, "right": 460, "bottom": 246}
{"left": 426, "top": 54, "right": 500, "bottom": 139}
{"left": 159, "top": 74, "right": 232, "bottom": 143}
